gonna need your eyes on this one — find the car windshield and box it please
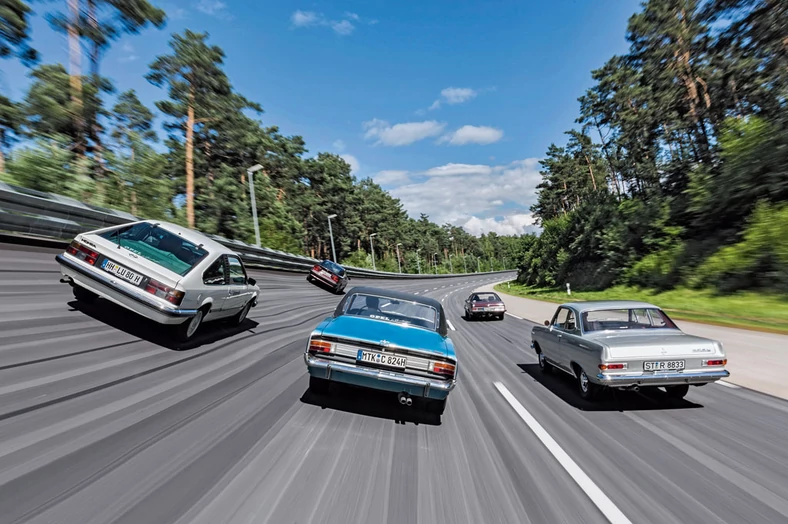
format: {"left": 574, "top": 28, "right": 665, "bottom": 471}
{"left": 343, "top": 293, "right": 438, "bottom": 331}
{"left": 99, "top": 222, "right": 209, "bottom": 276}
{"left": 581, "top": 308, "right": 678, "bottom": 332}
{"left": 473, "top": 293, "right": 501, "bottom": 302}
{"left": 321, "top": 260, "right": 345, "bottom": 276}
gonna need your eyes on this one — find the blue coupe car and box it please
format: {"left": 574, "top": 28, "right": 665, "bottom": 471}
{"left": 304, "top": 286, "right": 458, "bottom": 415}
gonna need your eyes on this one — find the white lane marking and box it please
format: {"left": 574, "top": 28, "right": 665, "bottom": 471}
{"left": 505, "top": 312, "right": 524, "bottom": 320}
{"left": 717, "top": 380, "right": 741, "bottom": 389}
{"left": 414, "top": 292, "right": 419, "bottom": 295}
{"left": 494, "top": 382, "right": 632, "bottom": 524}
{"left": 424, "top": 289, "right": 429, "bottom": 292}
{"left": 447, "top": 319, "right": 456, "bottom": 331}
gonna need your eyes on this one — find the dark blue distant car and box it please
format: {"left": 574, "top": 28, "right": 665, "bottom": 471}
{"left": 304, "top": 286, "right": 458, "bottom": 415}
{"left": 307, "top": 259, "right": 349, "bottom": 294}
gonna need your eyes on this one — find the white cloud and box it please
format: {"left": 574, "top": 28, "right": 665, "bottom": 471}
{"left": 119, "top": 42, "right": 138, "bottom": 63}
{"left": 333, "top": 139, "right": 346, "bottom": 151}
{"left": 332, "top": 20, "right": 355, "bottom": 35}
{"left": 429, "top": 87, "right": 478, "bottom": 111}
{"left": 196, "top": 0, "right": 232, "bottom": 19}
{"left": 423, "top": 163, "right": 492, "bottom": 177}
{"left": 439, "top": 125, "right": 504, "bottom": 145}
{"left": 374, "top": 170, "right": 410, "bottom": 186}
{"left": 339, "top": 154, "right": 360, "bottom": 175}
{"left": 291, "top": 10, "right": 320, "bottom": 27}
{"left": 386, "top": 158, "right": 542, "bottom": 236}
{"left": 290, "top": 10, "right": 373, "bottom": 35}
{"left": 363, "top": 119, "right": 446, "bottom": 147}
{"left": 462, "top": 214, "right": 537, "bottom": 236}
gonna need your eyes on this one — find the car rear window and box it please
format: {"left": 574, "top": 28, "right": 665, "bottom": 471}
{"left": 473, "top": 293, "right": 501, "bottom": 301}
{"left": 99, "top": 223, "right": 209, "bottom": 276}
{"left": 321, "top": 260, "right": 346, "bottom": 276}
{"left": 581, "top": 308, "right": 678, "bottom": 332}
{"left": 343, "top": 293, "right": 438, "bottom": 331}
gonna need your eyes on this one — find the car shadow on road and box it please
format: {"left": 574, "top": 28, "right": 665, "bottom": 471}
{"left": 300, "top": 383, "right": 442, "bottom": 426}
{"left": 517, "top": 364, "right": 704, "bottom": 412}
{"left": 68, "top": 299, "right": 260, "bottom": 351}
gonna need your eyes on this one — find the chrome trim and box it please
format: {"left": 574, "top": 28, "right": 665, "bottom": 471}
{"left": 596, "top": 369, "right": 730, "bottom": 386}
{"left": 305, "top": 354, "right": 455, "bottom": 396}
{"left": 56, "top": 254, "right": 199, "bottom": 318}
{"left": 310, "top": 270, "right": 339, "bottom": 286}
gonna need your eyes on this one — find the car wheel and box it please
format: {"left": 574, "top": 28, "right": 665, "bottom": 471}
{"left": 72, "top": 285, "right": 97, "bottom": 304}
{"left": 665, "top": 384, "right": 690, "bottom": 399}
{"left": 425, "top": 398, "right": 447, "bottom": 416}
{"left": 577, "top": 367, "right": 600, "bottom": 400}
{"left": 175, "top": 308, "right": 205, "bottom": 342}
{"left": 307, "top": 275, "right": 313, "bottom": 282}
{"left": 231, "top": 301, "right": 251, "bottom": 326}
{"left": 538, "top": 352, "right": 553, "bottom": 374}
{"left": 309, "top": 375, "right": 330, "bottom": 395}
{"left": 497, "top": 314, "right": 505, "bottom": 321}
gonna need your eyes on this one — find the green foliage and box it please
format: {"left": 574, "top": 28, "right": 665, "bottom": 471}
{"left": 0, "top": 0, "right": 37, "bottom": 64}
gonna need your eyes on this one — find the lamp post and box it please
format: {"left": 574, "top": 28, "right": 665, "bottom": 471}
{"left": 433, "top": 252, "right": 439, "bottom": 274}
{"left": 416, "top": 248, "right": 422, "bottom": 274}
{"left": 477, "top": 258, "right": 481, "bottom": 272}
{"left": 369, "top": 233, "right": 378, "bottom": 271}
{"left": 327, "top": 214, "right": 337, "bottom": 263}
{"left": 462, "top": 255, "right": 467, "bottom": 273}
{"left": 449, "top": 254, "right": 453, "bottom": 274}
{"left": 396, "top": 243, "right": 403, "bottom": 273}
{"left": 247, "top": 164, "right": 264, "bottom": 247}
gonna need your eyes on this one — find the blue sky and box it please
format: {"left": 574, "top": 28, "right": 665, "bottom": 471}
{"left": 0, "top": 0, "right": 641, "bottom": 235}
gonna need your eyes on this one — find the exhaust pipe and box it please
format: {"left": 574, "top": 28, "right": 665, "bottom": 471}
{"left": 398, "top": 393, "right": 412, "bottom": 406}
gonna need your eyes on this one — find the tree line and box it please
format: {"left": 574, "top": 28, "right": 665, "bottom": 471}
{"left": 520, "top": 0, "right": 788, "bottom": 293}
{"left": 0, "top": 1, "right": 526, "bottom": 273}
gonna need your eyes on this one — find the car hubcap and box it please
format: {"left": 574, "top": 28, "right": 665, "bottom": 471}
{"left": 239, "top": 305, "right": 249, "bottom": 322}
{"left": 539, "top": 354, "right": 545, "bottom": 367}
{"left": 580, "top": 372, "right": 588, "bottom": 392}
{"left": 187, "top": 311, "right": 203, "bottom": 338}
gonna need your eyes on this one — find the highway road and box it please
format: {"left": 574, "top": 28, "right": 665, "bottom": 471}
{"left": 1, "top": 242, "right": 787, "bottom": 524}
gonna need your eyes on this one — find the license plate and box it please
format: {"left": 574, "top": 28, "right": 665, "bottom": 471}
{"left": 101, "top": 259, "right": 143, "bottom": 286}
{"left": 357, "top": 350, "right": 407, "bottom": 369}
{"left": 644, "top": 360, "right": 685, "bottom": 372}
{"left": 320, "top": 270, "right": 332, "bottom": 277}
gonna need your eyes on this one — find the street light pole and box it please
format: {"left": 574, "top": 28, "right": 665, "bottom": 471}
{"left": 396, "top": 243, "right": 403, "bottom": 273}
{"left": 369, "top": 233, "right": 378, "bottom": 271}
{"left": 449, "top": 254, "right": 453, "bottom": 274}
{"left": 433, "top": 253, "right": 439, "bottom": 274}
{"left": 327, "top": 214, "right": 337, "bottom": 263}
{"left": 477, "top": 259, "right": 481, "bottom": 272}
{"left": 416, "top": 248, "right": 422, "bottom": 274}
{"left": 463, "top": 255, "right": 467, "bottom": 273}
{"left": 247, "top": 164, "right": 263, "bottom": 247}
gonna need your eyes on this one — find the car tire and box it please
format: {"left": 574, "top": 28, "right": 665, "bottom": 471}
{"left": 538, "top": 352, "right": 553, "bottom": 374}
{"left": 425, "top": 398, "right": 447, "bottom": 416}
{"left": 309, "top": 375, "right": 330, "bottom": 395}
{"left": 72, "top": 285, "right": 97, "bottom": 304}
{"left": 497, "top": 314, "right": 504, "bottom": 321}
{"left": 230, "top": 301, "right": 252, "bottom": 326}
{"left": 307, "top": 275, "right": 313, "bottom": 283}
{"left": 665, "top": 384, "right": 690, "bottom": 399}
{"left": 175, "top": 308, "right": 205, "bottom": 342}
{"left": 577, "top": 367, "right": 600, "bottom": 400}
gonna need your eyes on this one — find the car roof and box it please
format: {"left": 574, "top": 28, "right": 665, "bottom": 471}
{"left": 119, "top": 220, "right": 232, "bottom": 255}
{"left": 560, "top": 300, "right": 659, "bottom": 313}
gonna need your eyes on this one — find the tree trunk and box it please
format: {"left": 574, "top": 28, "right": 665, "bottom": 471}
{"left": 185, "top": 88, "right": 196, "bottom": 228}
{"left": 67, "top": 0, "right": 84, "bottom": 156}
{"left": 0, "top": 148, "right": 5, "bottom": 174}
{"left": 582, "top": 151, "right": 597, "bottom": 191}
{"left": 86, "top": 0, "right": 106, "bottom": 180}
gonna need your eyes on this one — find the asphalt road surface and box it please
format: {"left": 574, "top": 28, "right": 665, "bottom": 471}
{"left": 1, "top": 243, "right": 787, "bottom": 524}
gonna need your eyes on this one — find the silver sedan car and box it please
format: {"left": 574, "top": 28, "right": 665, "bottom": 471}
{"left": 531, "top": 300, "right": 730, "bottom": 401}
{"left": 56, "top": 220, "right": 260, "bottom": 341}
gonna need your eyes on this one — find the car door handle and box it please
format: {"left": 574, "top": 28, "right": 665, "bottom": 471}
{"left": 556, "top": 334, "right": 563, "bottom": 338}
{"left": 228, "top": 290, "right": 240, "bottom": 296}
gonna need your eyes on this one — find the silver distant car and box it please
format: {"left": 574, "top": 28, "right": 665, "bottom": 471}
{"left": 55, "top": 220, "right": 260, "bottom": 341}
{"left": 530, "top": 301, "right": 730, "bottom": 401}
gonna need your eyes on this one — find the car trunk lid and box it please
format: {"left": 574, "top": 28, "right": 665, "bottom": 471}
{"left": 589, "top": 331, "right": 720, "bottom": 359}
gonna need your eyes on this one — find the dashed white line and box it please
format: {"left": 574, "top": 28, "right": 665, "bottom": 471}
{"left": 717, "top": 380, "right": 741, "bottom": 389}
{"left": 414, "top": 292, "right": 419, "bottom": 295}
{"left": 447, "top": 319, "right": 456, "bottom": 331}
{"left": 424, "top": 289, "right": 429, "bottom": 292}
{"left": 494, "top": 382, "right": 632, "bottom": 524}
{"left": 505, "top": 312, "right": 524, "bottom": 320}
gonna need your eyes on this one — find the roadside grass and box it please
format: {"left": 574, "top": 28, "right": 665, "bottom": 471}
{"left": 494, "top": 282, "right": 788, "bottom": 335}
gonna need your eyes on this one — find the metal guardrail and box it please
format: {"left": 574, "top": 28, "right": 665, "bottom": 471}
{"left": 0, "top": 182, "right": 514, "bottom": 280}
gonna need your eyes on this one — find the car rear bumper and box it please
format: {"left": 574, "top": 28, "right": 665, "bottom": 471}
{"left": 56, "top": 253, "right": 198, "bottom": 325}
{"left": 305, "top": 354, "right": 455, "bottom": 400}
{"left": 596, "top": 369, "right": 730, "bottom": 387}
{"left": 310, "top": 270, "right": 340, "bottom": 288}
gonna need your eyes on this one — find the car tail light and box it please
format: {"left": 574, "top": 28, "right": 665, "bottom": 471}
{"left": 331, "top": 274, "right": 339, "bottom": 282}
{"left": 599, "top": 363, "right": 627, "bottom": 370}
{"left": 433, "top": 361, "right": 456, "bottom": 378}
{"left": 144, "top": 279, "right": 185, "bottom": 305}
{"left": 703, "top": 359, "right": 727, "bottom": 366}
{"left": 308, "top": 339, "right": 333, "bottom": 353}
{"left": 66, "top": 240, "right": 99, "bottom": 266}
{"left": 313, "top": 265, "right": 321, "bottom": 272}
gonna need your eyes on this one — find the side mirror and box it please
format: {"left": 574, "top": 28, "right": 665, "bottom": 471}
{"left": 544, "top": 320, "right": 550, "bottom": 326}
{"left": 247, "top": 277, "right": 257, "bottom": 286}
